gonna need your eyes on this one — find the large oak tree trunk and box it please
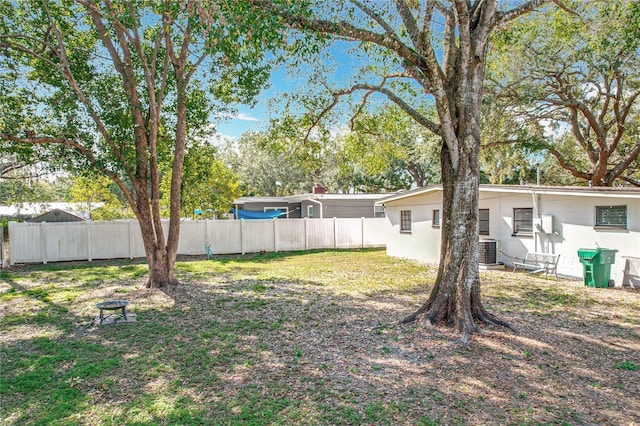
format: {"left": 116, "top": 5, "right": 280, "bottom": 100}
{"left": 402, "top": 140, "right": 511, "bottom": 341}
{"left": 246, "top": 0, "right": 550, "bottom": 340}
{"left": 402, "top": 41, "right": 513, "bottom": 342}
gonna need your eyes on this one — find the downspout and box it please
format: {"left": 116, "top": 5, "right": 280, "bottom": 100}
{"left": 307, "top": 197, "right": 323, "bottom": 219}
{"left": 531, "top": 189, "right": 542, "bottom": 252}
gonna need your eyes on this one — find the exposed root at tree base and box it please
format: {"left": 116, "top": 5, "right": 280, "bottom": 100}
{"left": 476, "top": 311, "right": 518, "bottom": 334}
{"left": 419, "top": 317, "right": 441, "bottom": 336}
{"left": 447, "top": 332, "right": 471, "bottom": 348}
{"left": 399, "top": 307, "right": 517, "bottom": 343}
{"left": 145, "top": 277, "right": 181, "bottom": 289}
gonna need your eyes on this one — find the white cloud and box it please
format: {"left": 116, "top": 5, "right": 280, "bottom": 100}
{"left": 221, "top": 112, "right": 260, "bottom": 122}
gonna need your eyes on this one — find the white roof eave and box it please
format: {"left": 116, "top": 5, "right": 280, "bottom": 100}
{"left": 377, "top": 185, "right": 640, "bottom": 205}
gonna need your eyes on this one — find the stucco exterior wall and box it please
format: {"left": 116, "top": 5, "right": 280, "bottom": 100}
{"left": 383, "top": 189, "right": 640, "bottom": 286}
{"left": 382, "top": 192, "right": 442, "bottom": 265}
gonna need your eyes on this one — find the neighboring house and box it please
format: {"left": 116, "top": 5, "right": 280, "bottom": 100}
{"left": 233, "top": 186, "right": 391, "bottom": 219}
{"left": 28, "top": 208, "right": 89, "bottom": 223}
{"left": 377, "top": 184, "right": 640, "bottom": 285}
{"left": 0, "top": 202, "right": 103, "bottom": 217}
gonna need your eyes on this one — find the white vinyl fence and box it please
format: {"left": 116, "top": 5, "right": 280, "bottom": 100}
{"left": 8, "top": 217, "right": 391, "bottom": 265}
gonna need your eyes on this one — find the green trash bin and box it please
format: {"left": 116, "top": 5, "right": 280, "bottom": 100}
{"left": 578, "top": 248, "right": 618, "bottom": 288}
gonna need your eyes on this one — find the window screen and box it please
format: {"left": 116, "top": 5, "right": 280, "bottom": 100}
{"left": 513, "top": 208, "right": 533, "bottom": 234}
{"left": 479, "top": 209, "right": 489, "bottom": 235}
{"left": 595, "top": 205, "right": 627, "bottom": 228}
{"left": 433, "top": 209, "right": 440, "bottom": 227}
{"left": 401, "top": 210, "right": 412, "bottom": 232}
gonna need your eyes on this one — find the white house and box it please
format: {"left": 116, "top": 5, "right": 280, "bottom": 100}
{"left": 377, "top": 184, "right": 640, "bottom": 286}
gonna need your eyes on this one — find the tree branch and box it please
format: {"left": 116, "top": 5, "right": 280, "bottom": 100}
{"left": 350, "top": 0, "right": 398, "bottom": 38}
{"left": 495, "top": 0, "right": 550, "bottom": 28}
{"left": 619, "top": 175, "right": 640, "bottom": 187}
{"left": 395, "top": 0, "right": 425, "bottom": 53}
{"left": 250, "top": 0, "right": 423, "bottom": 66}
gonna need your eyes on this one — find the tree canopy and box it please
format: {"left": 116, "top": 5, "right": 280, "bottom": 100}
{"left": 486, "top": 0, "right": 640, "bottom": 186}
{"left": 0, "top": 0, "right": 282, "bottom": 287}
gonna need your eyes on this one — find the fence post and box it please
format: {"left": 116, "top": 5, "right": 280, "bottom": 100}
{"left": 128, "top": 220, "right": 134, "bottom": 259}
{"left": 240, "top": 219, "right": 245, "bottom": 255}
{"left": 87, "top": 221, "right": 93, "bottom": 262}
{"left": 41, "top": 221, "right": 47, "bottom": 264}
{"left": 204, "top": 220, "right": 209, "bottom": 250}
{"left": 362, "top": 217, "right": 365, "bottom": 248}
{"left": 8, "top": 221, "right": 15, "bottom": 266}
{"left": 0, "top": 227, "right": 4, "bottom": 268}
{"left": 273, "top": 219, "right": 278, "bottom": 253}
{"left": 333, "top": 217, "right": 337, "bottom": 249}
{"left": 304, "top": 218, "right": 308, "bottom": 250}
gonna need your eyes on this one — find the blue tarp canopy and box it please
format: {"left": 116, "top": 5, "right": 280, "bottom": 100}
{"left": 231, "top": 208, "right": 286, "bottom": 220}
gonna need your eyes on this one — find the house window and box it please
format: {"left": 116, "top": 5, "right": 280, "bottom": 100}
{"left": 400, "top": 210, "right": 412, "bottom": 232}
{"left": 595, "top": 205, "right": 627, "bottom": 229}
{"left": 264, "top": 207, "right": 288, "bottom": 218}
{"left": 513, "top": 208, "right": 533, "bottom": 235}
{"left": 479, "top": 209, "right": 489, "bottom": 235}
{"left": 307, "top": 205, "right": 314, "bottom": 218}
{"left": 374, "top": 205, "right": 385, "bottom": 218}
{"left": 432, "top": 209, "right": 440, "bottom": 227}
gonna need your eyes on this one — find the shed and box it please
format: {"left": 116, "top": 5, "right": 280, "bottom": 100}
{"left": 28, "top": 209, "right": 89, "bottom": 223}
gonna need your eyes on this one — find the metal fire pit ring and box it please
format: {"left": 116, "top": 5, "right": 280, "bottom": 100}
{"left": 95, "top": 300, "right": 130, "bottom": 324}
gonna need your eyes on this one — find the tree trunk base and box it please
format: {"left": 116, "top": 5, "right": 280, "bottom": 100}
{"left": 400, "top": 300, "right": 517, "bottom": 339}
{"left": 145, "top": 275, "right": 180, "bottom": 289}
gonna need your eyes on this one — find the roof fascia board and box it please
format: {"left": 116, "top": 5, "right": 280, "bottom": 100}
{"left": 378, "top": 185, "right": 640, "bottom": 204}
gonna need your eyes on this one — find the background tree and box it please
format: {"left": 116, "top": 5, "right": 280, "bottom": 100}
{"left": 346, "top": 105, "right": 441, "bottom": 189}
{"left": 252, "top": 0, "right": 555, "bottom": 342}
{"left": 486, "top": 0, "right": 640, "bottom": 187}
{"left": 0, "top": 175, "right": 66, "bottom": 207}
{"left": 67, "top": 175, "right": 133, "bottom": 220}
{"left": 0, "top": 1, "right": 279, "bottom": 287}
{"left": 160, "top": 143, "right": 242, "bottom": 219}
{"left": 479, "top": 94, "right": 545, "bottom": 184}
{"left": 0, "top": 153, "right": 27, "bottom": 179}
{"left": 221, "top": 130, "right": 317, "bottom": 196}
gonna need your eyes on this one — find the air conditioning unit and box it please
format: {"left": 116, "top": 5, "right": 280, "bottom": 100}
{"left": 479, "top": 239, "right": 498, "bottom": 265}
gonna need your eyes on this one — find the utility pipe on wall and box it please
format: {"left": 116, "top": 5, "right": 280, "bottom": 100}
{"left": 307, "top": 197, "right": 323, "bottom": 219}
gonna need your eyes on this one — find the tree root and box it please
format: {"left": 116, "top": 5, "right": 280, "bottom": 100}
{"left": 419, "top": 316, "right": 441, "bottom": 337}
{"left": 476, "top": 310, "right": 518, "bottom": 334}
{"left": 145, "top": 276, "right": 181, "bottom": 289}
{"left": 400, "top": 304, "right": 517, "bottom": 344}
{"left": 449, "top": 331, "right": 471, "bottom": 348}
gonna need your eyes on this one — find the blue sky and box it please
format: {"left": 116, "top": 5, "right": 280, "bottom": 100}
{"left": 214, "top": 65, "right": 293, "bottom": 140}
{"left": 214, "top": 41, "right": 375, "bottom": 141}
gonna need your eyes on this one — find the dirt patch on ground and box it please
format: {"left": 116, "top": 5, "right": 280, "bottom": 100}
{"left": 147, "top": 269, "right": 640, "bottom": 424}
{"left": 2, "top": 253, "right": 639, "bottom": 425}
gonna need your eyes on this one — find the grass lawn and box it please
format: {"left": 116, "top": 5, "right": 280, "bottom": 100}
{"left": 1, "top": 248, "right": 639, "bottom": 425}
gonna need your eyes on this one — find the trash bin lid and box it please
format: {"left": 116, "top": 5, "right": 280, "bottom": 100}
{"left": 578, "top": 248, "right": 600, "bottom": 260}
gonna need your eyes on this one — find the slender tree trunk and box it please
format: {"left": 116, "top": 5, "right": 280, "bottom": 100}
{"left": 137, "top": 220, "right": 179, "bottom": 288}
{"left": 132, "top": 175, "right": 179, "bottom": 289}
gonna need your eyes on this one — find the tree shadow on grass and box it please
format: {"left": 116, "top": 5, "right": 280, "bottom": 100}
{"left": 445, "top": 272, "right": 640, "bottom": 424}
{"left": 2, "top": 261, "right": 639, "bottom": 425}
{"left": 0, "top": 272, "right": 134, "bottom": 424}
